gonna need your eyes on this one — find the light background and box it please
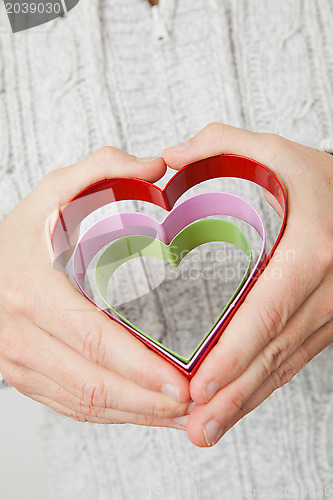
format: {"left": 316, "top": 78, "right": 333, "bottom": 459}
{"left": 0, "top": 388, "right": 47, "bottom": 500}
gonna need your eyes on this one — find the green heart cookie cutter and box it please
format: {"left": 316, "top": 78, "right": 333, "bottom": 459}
{"left": 95, "top": 218, "right": 252, "bottom": 363}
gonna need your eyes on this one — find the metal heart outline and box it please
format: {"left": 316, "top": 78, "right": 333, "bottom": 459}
{"left": 51, "top": 155, "right": 287, "bottom": 378}
{"left": 72, "top": 191, "right": 265, "bottom": 366}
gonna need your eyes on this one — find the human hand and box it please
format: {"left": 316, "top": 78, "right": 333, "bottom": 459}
{"left": 0, "top": 147, "right": 191, "bottom": 427}
{"left": 163, "top": 124, "right": 333, "bottom": 446}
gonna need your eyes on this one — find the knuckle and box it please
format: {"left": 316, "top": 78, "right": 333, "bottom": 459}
{"left": 267, "top": 132, "right": 282, "bottom": 143}
{"left": 261, "top": 340, "right": 285, "bottom": 375}
{"left": 271, "top": 360, "right": 297, "bottom": 389}
{"left": 80, "top": 324, "right": 107, "bottom": 365}
{"left": 139, "top": 414, "right": 156, "bottom": 427}
{"left": 81, "top": 379, "right": 111, "bottom": 409}
{"left": 41, "top": 168, "right": 64, "bottom": 191}
{"left": 262, "top": 132, "right": 283, "bottom": 147}
{"left": 148, "top": 399, "right": 169, "bottom": 419}
{"left": 228, "top": 388, "right": 247, "bottom": 414}
{"left": 253, "top": 305, "right": 285, "bottom": 344}
{"left": 78, "top": 401, "right": 100, "bottom": 419}
{"left": 202, "top": 122, "right": 225, "bottom": 141}
{"left": 127, "top": 362, "right": 154, "bottom": 389}
{"left": 257, "top": 133, "right": 288, "bottom": 169}
{"left": 93, "top": 146, "right": 116, "bottom": 169}
{"left": 43, "top": 168, "right": 60, "bottom": 184}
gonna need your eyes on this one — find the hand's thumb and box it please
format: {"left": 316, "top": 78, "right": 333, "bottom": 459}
{"left": 162, "top": 123, "right": 290, "bottom": 189}
{"left": 39, "top": 147, "right": 166, "bottom": 207}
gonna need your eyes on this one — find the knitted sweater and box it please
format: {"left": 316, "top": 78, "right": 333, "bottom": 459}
{"left": 1, "top": 1, "right": 333, "bottom": 499}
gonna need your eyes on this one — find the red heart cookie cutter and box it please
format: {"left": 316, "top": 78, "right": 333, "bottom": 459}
{"left": 51, "top": 155, "right": 287, "bottom": 379}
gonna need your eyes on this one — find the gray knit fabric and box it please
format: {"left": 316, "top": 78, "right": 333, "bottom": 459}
{"left": 1, "top": 0, "right": 333, "bottom": 498}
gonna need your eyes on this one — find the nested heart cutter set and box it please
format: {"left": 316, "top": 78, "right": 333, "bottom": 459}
{"left": 51, "top": 155, "right": 287, "bottom": 379}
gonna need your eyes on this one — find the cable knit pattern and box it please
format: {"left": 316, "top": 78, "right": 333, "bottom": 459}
{"left": 1, "top": 0, "right": 333, "bottom": 498}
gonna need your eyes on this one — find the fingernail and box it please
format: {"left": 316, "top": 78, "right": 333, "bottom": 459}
{"left": 174, "top": 415, "right": 188, "bottom": 427}
{"left": 204, "top": 381, "right": 220, "bottom": 402}
{"left": 166, "top": 142, "right": 188, "bottom": 153}
{"left": 161, "top": 383, "right": 180, "bottom": 403}
{"left": 136, "top": 156, "right": 159, "bottom": 162}
{"left": 203, "top": 420, "right": 224, "bottom": 446}
{"left": 187, "top": 401, "right": 197, "bottom": 414}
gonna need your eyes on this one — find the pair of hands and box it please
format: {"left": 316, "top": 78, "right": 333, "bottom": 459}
{"left": 0, "top": 123, "right": 332, "bottom": 448}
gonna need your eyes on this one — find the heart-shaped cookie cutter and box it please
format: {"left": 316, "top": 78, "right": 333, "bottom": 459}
{"left": 51, "top": 155, "right": 287, "bottom": 378}
{"left": 94, "top": 219, "right": 252, "bottom": 363}
{"left": 73, "top": 191, "right": 265, "bottom": 365}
